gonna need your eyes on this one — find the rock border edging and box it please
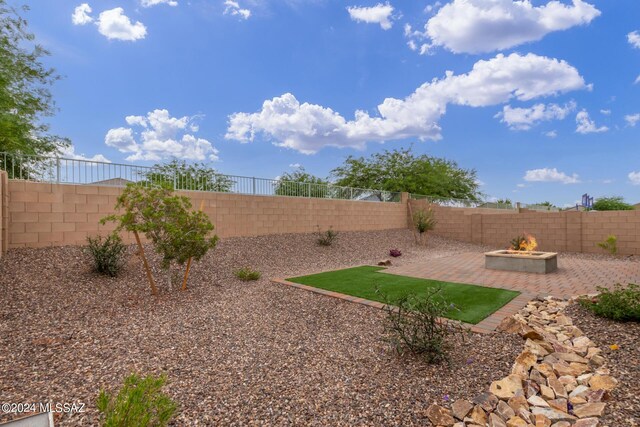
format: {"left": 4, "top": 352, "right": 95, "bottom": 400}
{"left": 426, "top": 296, "right": 618, "bottom": 427}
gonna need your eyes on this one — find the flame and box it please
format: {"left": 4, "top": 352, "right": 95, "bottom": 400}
{"left": 520, "top": 235, "right": 538, "bottom": 252}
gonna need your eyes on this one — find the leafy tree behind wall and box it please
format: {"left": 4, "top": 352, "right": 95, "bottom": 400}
{"left": 142, "top": 160, "right": 234, "bottom": 192}
{"left": 0, "top": 1, "right": 69, "bottom": 177}
{"left": 593, "top": 196, "right": 635, "bottom": 211}
{"left": 274, "top": 167, "right": 330, "bottom": 198}
{"left": 330, "top": 148, "right": 481, "bottom": 201}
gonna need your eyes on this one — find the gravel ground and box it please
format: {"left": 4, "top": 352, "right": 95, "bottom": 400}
{"left": 565, "top": 303, "right": 640, "bottom": 427}
{"left": 0, "top": 230, "right": 524, "bottom": 425}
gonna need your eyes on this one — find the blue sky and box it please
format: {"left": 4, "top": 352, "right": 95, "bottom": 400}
{"left": 21, "top": 0, "right": 640, "bottom": 205}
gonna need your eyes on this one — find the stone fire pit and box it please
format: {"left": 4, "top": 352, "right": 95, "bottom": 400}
{"left": 485, "top": 250, "right": 558, "bottom": 274}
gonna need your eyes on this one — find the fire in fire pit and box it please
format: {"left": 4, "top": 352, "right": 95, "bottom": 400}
{"left": 485, "top": 234, "right": 558, "bottom": 274}
{"left": 510, "top": 234, "right": 538, "bottom": 252}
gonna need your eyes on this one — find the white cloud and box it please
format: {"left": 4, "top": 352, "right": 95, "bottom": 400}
{"left": 628, "top": 31, "right": 640, "bottom": 49}
{"left": 600, "top": 109, "right": 611, "bottom": 115}
{"left": 424, "top": 2, "right": 442, "bottom": 14}
{"left": 602, "top": 179, "right": 613, "bottom": 184}
{"left": 408, "top": 0, "right": 600, "bottom": 54}
{"left": 347, "top": 2, "right": 395, "bottom": 30}
{"left": 224, "top": 0, "right": 251, "bottom": 20}
{"left": 624, "top": 113, "right": 640, "bottom": 127}
{"left": 544, "top": 130, "right": 558, "bottom": 138}
{"left": 141, "top": 0, "right": 178, "bottom": 7}
{"left": 524, "top": 168, "right": 580, "bottom": 184}
{"left": 496, "top": 101, "right": 576, "bottom": 130}
{"left": 289, "top": 163, "right": 302, "bottom": 169}
{"left": 226, "top": 53, "right": 587, "bottom": 154}
{"left": 635, "top": 75, "right": 640, "bottom": 85}
{"left": 59, "top": 145, "right": 111, "bottom": 163}
{"left": 97, "top": 8, "right": 147, "bottom": 41}
{"left": 105, "top": 109, "right": 218, "bottom": 161}
{"left": 575, "top": 110, "right": 608, "bottom": 134}
{"left": 629, "top": 171, "right": 640, "bottom": 186}
{"left": 516, "top": 183, "right": 526, "bottom": 188}
{"left": 72, "top": 3, "right": 93, "bottom": 25}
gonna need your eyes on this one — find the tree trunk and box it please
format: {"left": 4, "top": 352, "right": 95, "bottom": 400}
{"left": 181, "top": 257, "right": 193, "bottom": 291}
{"left": 134, "top": 231, "right": 158, "bottom": 295}
{"left": 180, "top": 199, "right": 205, "bottom": 291}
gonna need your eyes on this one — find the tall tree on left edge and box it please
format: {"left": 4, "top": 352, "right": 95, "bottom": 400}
{"left": 0, "top": 1, "right": 69, "bottom": 177}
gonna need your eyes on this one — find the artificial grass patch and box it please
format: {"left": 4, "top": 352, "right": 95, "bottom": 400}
{"left": 287, "top": 266, "right": 520, "bottom": 324}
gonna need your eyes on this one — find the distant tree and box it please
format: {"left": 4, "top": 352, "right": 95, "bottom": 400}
{"left": 142, "top": 160, "right": 234, "bottom": 192}
{"left": 593, "top": 196, "right": 634, "bottom": 211}
{"left": 496, "top": 198, "right": 513, "bottom": 206}
{"left": 533, "top": 201, "right": 556, "bottom": 210}
{"left": 274, "top": 167, "right": 330, "bottom": 198}
{"left": 0, "top": 1, "right": 69, "bottom": 177}
{"left": 331, "top": 148, "right": 481, "bottom": 201}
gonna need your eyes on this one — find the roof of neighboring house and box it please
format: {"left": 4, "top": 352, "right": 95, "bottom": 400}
{"left": 90, "top": 177, "right": 133, "bottom": 186}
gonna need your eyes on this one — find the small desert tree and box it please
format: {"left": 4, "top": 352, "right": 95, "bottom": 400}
{"left": 102, "top": 184, "right": 218, "bottom": 294}
{"left": 412, "top": 207, "right": 437, "bottom": 245}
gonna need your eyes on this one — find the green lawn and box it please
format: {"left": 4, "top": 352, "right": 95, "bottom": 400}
{"left": 287, "top": 266, "right": 520, "bottom": 324}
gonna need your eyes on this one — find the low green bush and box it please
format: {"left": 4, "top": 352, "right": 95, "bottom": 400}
{"left": 380, "top": 288, "right": 465, "bottom": 364}
{"left": 579, "top": 284, "right": 640, "bottom": 321}
{"left": 97, "top": 373, "right": 177, "bottom": 427}
{"left": 86, "top": 233, "right": 127, "bottom": 277}
{"left": 596, "top": 235, "right": 617, "bottom": 255}
{"left": 315, "top": 226, "right": 338, "bottom": 246}
{"left": 234, "top": 267, "right": 261, "bottom": 281}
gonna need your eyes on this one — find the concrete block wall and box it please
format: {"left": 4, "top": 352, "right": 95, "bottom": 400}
{"left": 410, "top": 200, "right": 640, "bottom": 255}
{"left": 1, "top": 171, "right": 8, "bottom": 256}
{"left": 6, "top": 181, "right": 409, "bottom": 249}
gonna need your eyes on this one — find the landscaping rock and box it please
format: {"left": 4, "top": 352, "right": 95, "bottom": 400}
{"left": 588, "top": 375, "right": 618, "bottom": 391}
{"left": 473, "top": 392, "right": 499, "bottom": 412}
{"left": 451, "top": 399, "right": 474, "bottom": 420}
{"left": 496, "top": 400, "right": 516, "bottom": 420}
{"left": 530, "top": 407, "right": 576, "bottom": 423}
{"left": 490, "top": 375, "right": 524, "bottom": 400}
{"left": 534, "top": 413, "right": 552, "bottom": 427}
{"left": 489, "top": 412, "right": 508, "bottom": 427}
{"left": 547, "top": 398, "right": 568, "bottom": 413}
{"left": 507, "top": 395, "right": 529, "bottom": 412}
{"left": 506, "top": 416, "right": 529, "bottom": 427}
{"left": 572, "top": 402, "right": 606, "bottom": 418}
{"left": 466, "top": 405, "right": 488, "bottom": 425}
{"left": 573, "top": 417, "right": 599, "bottom": 427}
{"left": 425, "top": 404, "right": 455, "bottom": 426}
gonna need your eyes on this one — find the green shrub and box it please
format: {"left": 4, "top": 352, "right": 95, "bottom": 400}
{"left": 412, "top": 208, "right": 437, "bottom": 245}
{"left": 579, "top": 284, "right": 640, "bottom": 321}
{"left": 380, "top": 288, "right": 464, "bottom": 364}
{"left": 596, "top": 235, "right": 618, "bottom": 255}
{"left": 102, "top": 183, "right": 219, "bottom": 293}
{"left": 592, "top": 196, "right": 634, "bottom": 211}
{"left": 97, "top": 373, "right": 177, "bottom": 427}
{"left": 315, "top": 226, "right": 338, "bottom": 246}
{"left": 86, "top": 233, "right": 127, "bottom": 277}
{"left": 234, "top": 267, "right": 261, "bottom": 281}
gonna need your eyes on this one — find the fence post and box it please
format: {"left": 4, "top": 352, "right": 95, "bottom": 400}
{"left": 308, "top": 182, "right": 311, "bottom": 198}
{"left": 350, "top": 187, "right": 353, "bottom": 200}
{"left": 252, "top": 177, "right": 256, "bottom": 195}
{"left": 56, "top": 156, "right": 61, "bottom": 184}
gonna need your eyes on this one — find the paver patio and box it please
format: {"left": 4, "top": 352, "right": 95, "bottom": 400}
{"left": 385, "top": 252, "right": 640, "bottom": 298}
{"left": 384, "top": 252, "right": 640, "bottom": 332}
{"left": 275, "top": 252, "right": 640, "bottom": 334}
